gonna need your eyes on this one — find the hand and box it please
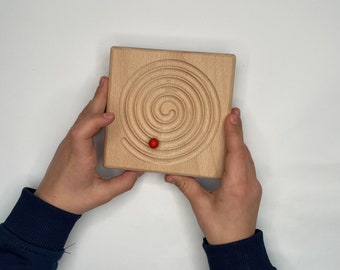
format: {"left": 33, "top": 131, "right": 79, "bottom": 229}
{"left": 35, "top": 77, "right": 143, "bottom": 215}
{"left": 165, "top": 108, "right": 261, "bottom": 245}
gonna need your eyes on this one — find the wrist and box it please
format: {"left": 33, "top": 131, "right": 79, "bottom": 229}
{"left": 203, "top": 230, "right": 276, "bottom": 269}
{"left": 34, "top": 188, "right": 83, "bottom": 215}
{"left": 4, "top": 188, "right": 81, "bottom": 250}
{"left": 205, "top": 227, "right": 256, "bottom": 245}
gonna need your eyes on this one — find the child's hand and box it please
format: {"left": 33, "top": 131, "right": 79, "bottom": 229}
{"left": 35, "top": 77, "right": 143, "bottom": 214}
{"left": 165, "top": 108, "right": 262, "bottom": 245}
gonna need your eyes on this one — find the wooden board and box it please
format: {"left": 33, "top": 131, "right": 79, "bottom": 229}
{"left": 104, "top": 47, "right": 235, "bottom": 179}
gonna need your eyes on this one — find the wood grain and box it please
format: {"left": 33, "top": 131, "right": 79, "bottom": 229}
{"left": 104, "top": 47, "right": 235, "bottom": 179}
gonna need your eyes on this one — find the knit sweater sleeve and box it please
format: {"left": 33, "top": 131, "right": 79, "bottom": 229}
{"left": 0, "top": 188, "right": 81, "bottom": 270}
{"left": 1, "top": 188, "right": 276, "bottom": 270}
{"left": 203, "top": 230, "right": 276, "bottom": 270}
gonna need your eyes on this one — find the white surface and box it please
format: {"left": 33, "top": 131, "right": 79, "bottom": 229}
{"left": 0, "top": 0, "right": 339, "bottom": 269}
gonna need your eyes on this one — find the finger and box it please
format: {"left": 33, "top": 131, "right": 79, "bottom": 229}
{"left": 82, "top": 76, "right": 109, "bottom": 116}
{"left": 224, "top": 107, "right": 245, "bottom": 156}
{"left": 70, "top": 112, "right": 115, "bottom": 141}
{"left": 222, "top": 108, "right": 250, "bottom": 186}
{"left": 165, "top": 174, "right": 209, "bottom": 208}
{"left": 102, "top": 171, "right": 144, "bottom": 200}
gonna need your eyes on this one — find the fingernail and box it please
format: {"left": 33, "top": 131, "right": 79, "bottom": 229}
{"left": 103, "top": 113, "right": 114, "bottom": 119}
{"left": 166, "top": 176, "right": 175, "bottom": 183}
{"left": 230, "top": 114, "right": 238, "bottom": 125}
{"left": 99, "top": 77, "right": 105, "bottom": 86}
{"left": 233, "top": 108, "right": 241, "bottom": 117}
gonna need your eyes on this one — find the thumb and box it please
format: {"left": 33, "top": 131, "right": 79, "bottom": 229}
{"left": 71, "top": 112, "right": 115, "bottom": 141}
{"left": 69, "top": 113, "right": 115, "bottom": 156}
{"left": 165, "top": 175, "right": 208, "bottom": 206}
{"left": 102, "top": 171, "right": 144, "bottom": 200}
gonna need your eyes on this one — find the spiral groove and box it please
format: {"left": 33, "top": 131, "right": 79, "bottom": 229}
{"left": 120, "top": 59, "right": 220, "bottom": 164}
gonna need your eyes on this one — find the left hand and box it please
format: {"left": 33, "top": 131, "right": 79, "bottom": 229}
{"left": 35, "top": 77, "right": 143, "bottom": 214}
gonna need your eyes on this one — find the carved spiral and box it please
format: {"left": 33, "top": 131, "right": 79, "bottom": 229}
{"left": 120, "top": 59, "right": 220, "bottom": 164}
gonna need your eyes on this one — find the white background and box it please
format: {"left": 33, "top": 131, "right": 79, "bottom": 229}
{"left": 1, "top": 1, "right": 339, "bottom": 269}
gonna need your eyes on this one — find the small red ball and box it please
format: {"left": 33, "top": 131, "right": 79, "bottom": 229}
{"left": 148, "top": 138, "right": 159, "bottom": 149}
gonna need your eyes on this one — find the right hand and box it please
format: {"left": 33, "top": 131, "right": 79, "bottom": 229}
{"left": 165, "top": 108, "right": 262, "bottom": 245}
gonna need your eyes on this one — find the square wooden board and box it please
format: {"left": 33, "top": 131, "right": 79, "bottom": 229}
{"left": 104, "top": 47, "right": 235, "bottom": 179}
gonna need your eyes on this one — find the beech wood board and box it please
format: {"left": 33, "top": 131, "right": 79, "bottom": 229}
{"left": 104, "top": 47, "right": 235, "bottom": 179}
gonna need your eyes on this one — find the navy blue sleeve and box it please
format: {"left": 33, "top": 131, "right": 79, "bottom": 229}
{"left": 203, "top": 230, "right": 276, "bottom": 270}
{"left": 0, "top": 188, "right": 81, "bottom": 270}
{"left": 1, "top": 188, "right": 276, "bottom": 269}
